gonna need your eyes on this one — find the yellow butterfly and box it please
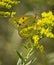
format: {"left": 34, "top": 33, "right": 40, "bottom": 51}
{"left": 10, "top": 15, "right": 38, "bottom": 38}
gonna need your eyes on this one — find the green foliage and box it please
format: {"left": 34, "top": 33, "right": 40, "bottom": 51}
{"left": 16, "top": 51, "right": 25, "bottom": 62}
{"left": 17, "top": 42, "right": 34, "bottom": 65}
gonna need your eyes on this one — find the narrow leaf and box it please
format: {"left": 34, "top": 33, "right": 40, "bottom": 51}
{"left": 25, "top": 60, "right": 32, "bottom": 65}
{"left": 16, "top": 51, "right": 25, "bottom": 62}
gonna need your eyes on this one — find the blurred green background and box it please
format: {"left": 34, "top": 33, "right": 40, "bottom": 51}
{"left": 0, "top": 0, "right": 54, "bottom": 65}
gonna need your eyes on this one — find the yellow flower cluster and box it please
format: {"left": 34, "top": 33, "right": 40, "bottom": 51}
{"left": 0, "top": 0, "right": 20, "bottom": 17}
{"left": 37, "top": 11, "right": 54, "bottom": 39}
{"left": 32, "top": 35, "right": 39, "bottom": 45}
{"left": 40, "top": 28, "right": 54, "bottom": 38}
{"left": 41, "top": 11, "right": 53, "bottom": 17}
{"left": 46, "top": 32, "right": 54, "bottom": 38}
{"left": 2, "top": 0, "right": 20, "bottom": 5}
{"left": 11, "top": 12, "right": 16, "bottom": 17}
{"left": 0, "top": 11, "right": 16, "bottom": 17}
{"left": 0, "top": 1, "right": 11, "bottom": 9}
{"left": 37, "top": 11, "right": 54, "bottom": 27}
{"left": 0, "top": 0, "right": 20, "bottom": 9}
{"left": 32, "top": 35, "right": 44, "bottom": 52}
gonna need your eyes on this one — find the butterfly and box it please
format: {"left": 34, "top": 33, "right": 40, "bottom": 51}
{"left": 9, "top": 15, "right": 38, "bottom": 38}
{"left": 10, "top": 15, "right": 37, "bottom": 28}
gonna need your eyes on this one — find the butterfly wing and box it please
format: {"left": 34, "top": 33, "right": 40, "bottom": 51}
{"left": 18, "top": 15, "right": 35, "bottom": 38}
{"left": 9, "top": 17, "right": 19, "bottom": 29}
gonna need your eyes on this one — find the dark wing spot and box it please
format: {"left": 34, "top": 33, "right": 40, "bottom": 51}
{"left": 23, "top": 21, "right": 24, "bottom": 23}
{"left": 19, "top": 24, "right": 21, "bottom": 26}
{"left": 22, "top": 17, "right": 24, "bottom": 19}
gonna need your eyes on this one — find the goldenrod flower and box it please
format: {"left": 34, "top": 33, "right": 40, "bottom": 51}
{"left": 45, "top": 32, "right": 54, "bottom": 38}
{"left": 40, "top": 28, "right": 46, "bottom": 34}
{"left": 32, "top": 35, "right": 39, "bottom": 46}
{"left": 27, "top": 26, "right": 32, "bottom": 30}
{"left": 37, "top": 20, "right": 42, "bottom": 26}
{"left": 11, "top": 12, "right": 16, "bottom": 17}
{"left": 41, "top": 11, "right": 53, "bottom": 17}
{"left": 33, "top": 25, "right": 36, "bottom": 30}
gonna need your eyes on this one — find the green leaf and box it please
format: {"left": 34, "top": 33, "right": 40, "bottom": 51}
{"left": 31, "top": 58, "right": 37, "bottom": 64}
{"left": 17, "top": 58, "right": 23, "bottom": 65}
{"left": 25, "top": 60, "right": 32, "bottom": 65}
{"left": 16, "top": 51, "right": 25, "bottom": 62}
